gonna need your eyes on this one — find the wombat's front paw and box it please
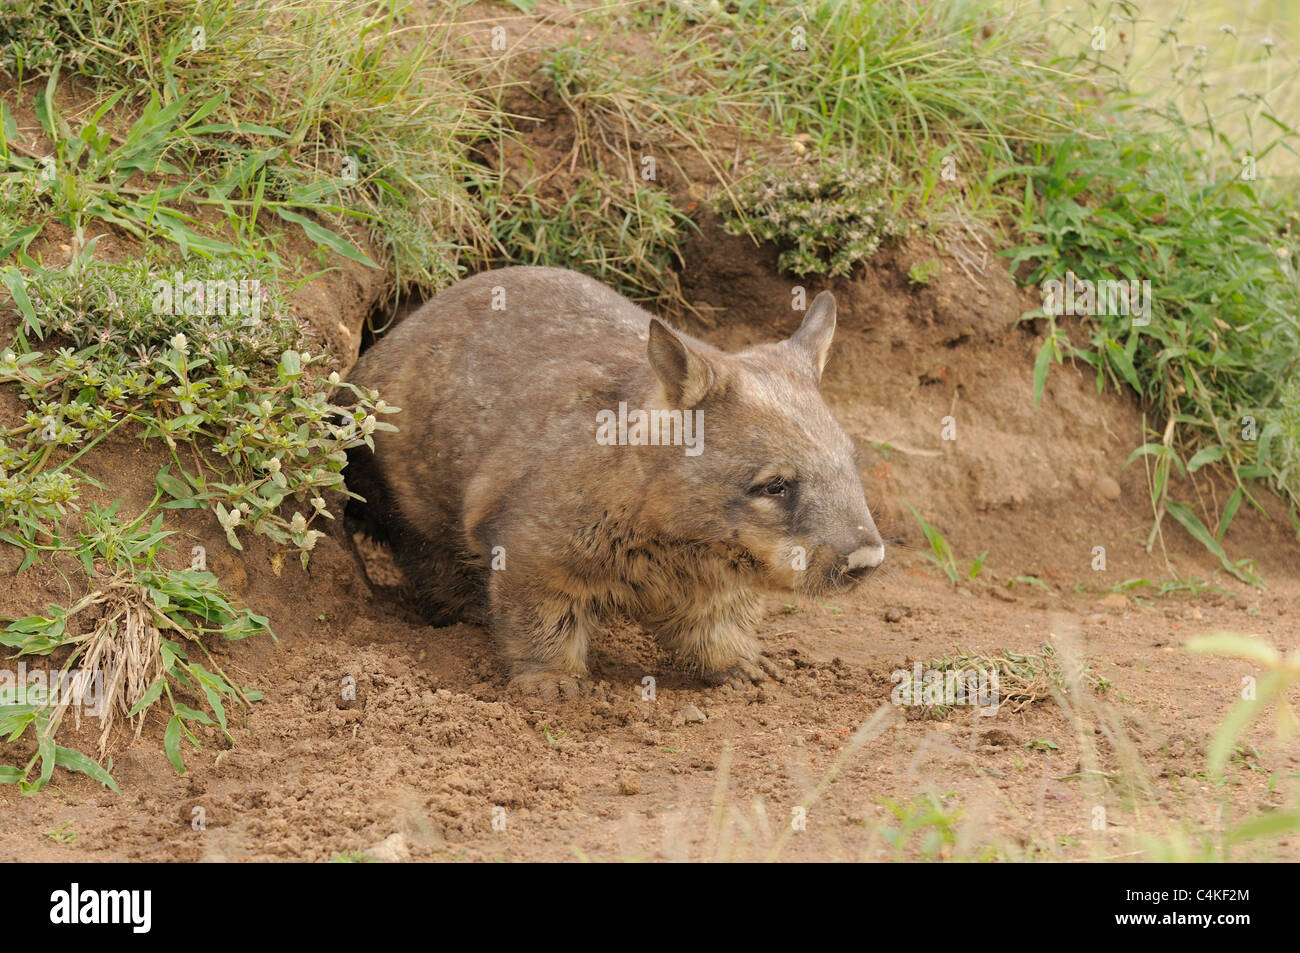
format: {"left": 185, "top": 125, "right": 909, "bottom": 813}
{"left": 704, "top": 655, "right": 783, "bottom": 690}
{"left": 508, "top": 671, "right": 592, "bottom": 702}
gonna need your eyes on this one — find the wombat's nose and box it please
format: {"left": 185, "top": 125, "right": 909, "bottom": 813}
{"left": 842, "top": 524, "right": 885, "bottom": 578}
{"left": 845, "top": 542, "right": 885, "bottom": 573}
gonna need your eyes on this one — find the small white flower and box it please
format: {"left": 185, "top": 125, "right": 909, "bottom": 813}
{"left": 267, "top": 458, "right": 282, "bottom": 474}
{"left": 328, "top": 371, "right": 341, "bottom": 385}
{"left": 302, "top": 530, "right": 321, "bottom": 551}
{"left": 290, "top": 512, "right": 307, "bottom": 534}
{"left": 170, "top": 333, "right": 188, "bottom": 351}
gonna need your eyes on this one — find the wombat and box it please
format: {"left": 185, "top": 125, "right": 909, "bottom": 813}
{"left": 344, "top": 266, "right": 884, "bottom": 699}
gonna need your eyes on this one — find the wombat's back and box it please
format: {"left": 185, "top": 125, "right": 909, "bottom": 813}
{"left": 352, "top": 266, "right": 653, "bottom": 401}
{"left": 346, "top": 267, "right": 660, "bottom": 557}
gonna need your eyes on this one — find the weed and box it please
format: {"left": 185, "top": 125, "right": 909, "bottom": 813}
{"left": 907, "top": 259, "right": 942, "bottom": 285}
{"left": 42, "top": 821, "right": 76, "bottom": 844}
{"left": 718, "top": 158, "right": 904, "bottom": 277}
{"left": 907, "top": 504, "right": 986, "bottom": 586}
{"left": 877, "top": 792, "right": 963, "bottom": 861}
{"left": 485, "top": 171, "right": 693, "bottom": 305}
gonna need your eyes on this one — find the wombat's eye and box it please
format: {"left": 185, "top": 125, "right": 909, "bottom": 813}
{"left": 759, "top": 477, "right": 789, "bottom": 497}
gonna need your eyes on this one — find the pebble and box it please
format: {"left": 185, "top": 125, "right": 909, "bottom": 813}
{"left": 680, "top": 704, "right": 707, "bottom": 724}
{"left": 365, "top": 833, "right": 409, "bottom": 863}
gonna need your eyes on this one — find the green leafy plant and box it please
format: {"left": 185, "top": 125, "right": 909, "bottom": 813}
{"left": 718, "top": 159, "right": 904, "bottom": 277}
{"left": 906, "top": 505, "right": 986, "bottom": 586}
{"left": 1007, "top": 13, "right": 1300, "bottom": 570}
{"left": 0, "top": 250, "right": 396, "bottom": 568}
{"left": 1, "top": 70, "right": 374, "bottom": 265}
{"left": 43, "top": 822, "right": 77, "bottom": 844}
{"left": 1, "top": 550, "right": 272, "bottom": 791}
{"left": 877, "top": 792, "right": 963, "bottom": 861}
{"left": 1123, "top": 420, "right": 1264, "bottom": 588}
{"left": 0, "top": 0, "right": 493, "bottom": 289}
{"left": 907, "top": 259, "right": 942, "bottom": 286}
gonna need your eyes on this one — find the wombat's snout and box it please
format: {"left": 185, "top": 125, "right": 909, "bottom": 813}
{"left": 840, "top": 525, "right": 886, "bottom": 581}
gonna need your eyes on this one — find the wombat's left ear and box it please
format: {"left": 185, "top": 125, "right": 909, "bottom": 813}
{"left": 789, "top": 290, "right": 836, "bottom": 381}
{"left": 648, "top": 318, "right": 713, "bottom": 407}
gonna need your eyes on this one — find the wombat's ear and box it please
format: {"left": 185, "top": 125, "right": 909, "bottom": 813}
{"left": 647, "top": 318, "right": 712, "bottom": 407}
{"left": 790, "top": 290, "right": 837, "bottom": 380}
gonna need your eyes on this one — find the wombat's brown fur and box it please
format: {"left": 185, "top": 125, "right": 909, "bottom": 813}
{"left": 345, "top": 266, "right": 884, "bottom": 699}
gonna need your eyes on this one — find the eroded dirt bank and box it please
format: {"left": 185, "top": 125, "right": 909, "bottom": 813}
{"left": 2, "top": 225, "right": 1298, "bottom": 861}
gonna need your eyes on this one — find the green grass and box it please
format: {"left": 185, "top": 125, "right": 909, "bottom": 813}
{"left": 668, "top": 0, "right": 1076, "bottom": 158}
{"left": 1, "top": 0, "right": 496, "bottom": 287}
{"left": 0, "top": 246, "right": 395, "bottom": 563}
{"left": 557, "top": 0, "right": 1092, "bottom": 221}
{"left": 907, "top": 503, "right": 987, "bottom": 586}
{"left": 483, "top": 168, "right": 695, "bottom": 304}
{"left": 1011, "top": 111, "right": 1299, "bottom": 566}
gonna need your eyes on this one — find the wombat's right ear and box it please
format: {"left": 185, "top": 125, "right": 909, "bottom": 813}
{"left": 647, "top": 318, "right": 712, "bottom": 407}
{"left": 790, "top": 290, "right": 837, "bottom": 381}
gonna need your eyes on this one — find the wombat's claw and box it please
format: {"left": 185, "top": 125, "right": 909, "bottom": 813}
{"left": 705, "top": 655, "right": 782, "bottom": 689}
{"left": 509, "top": 671, "right": 591, "bottom": 702}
